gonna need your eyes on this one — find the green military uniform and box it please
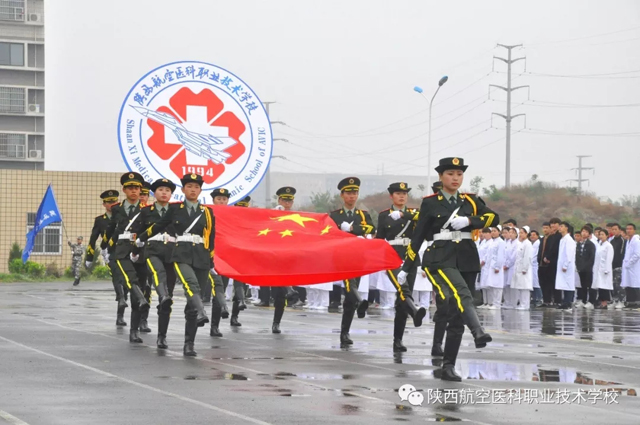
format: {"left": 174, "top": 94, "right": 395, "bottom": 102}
{"left": 376, "top": 182, "right": 427, "bottom": 353}
{"left": 103, "top": 172, "right": 150, "bottom": 344}
{"left": 139, "top": 181, "right": 154, "bottom": 333}
{"left": 85, "top": 189, "right": 129, "bottom": 326}
{"left": 329, "top": 177, "right": 375, "bottom": 346}
{"left": 68, "top": 237, "right": 85, "bottom": 286}
{"left": 401, "top": 157, "right": 498, "bottom": 381}
{"left": 139, "top": 173, "right": 216, "bottom": 357}
{"left": 139, "top": 178, "right": 178, "bottom": 349}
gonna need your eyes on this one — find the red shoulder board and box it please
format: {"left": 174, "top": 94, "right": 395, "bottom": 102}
{"left": 423, "top": 193, "right": 438, "bottom": 199}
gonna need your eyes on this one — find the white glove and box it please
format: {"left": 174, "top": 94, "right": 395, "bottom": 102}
{"left": 450, "top": 216, "right": 470, "bottom": 230}
{"left": 130, "top": 253, "right": 139, "bottom": 263}
{"left": 397, "top": 270, "right": 408, "bottom": 284}
{"left": 389, "top": 210, "right": 402, "bottom": 220}
{"left": 135, "top": 238, "right": 144, "bottom": 248}
{"left": 340, "top": 222, "right": 351, "bottom": 232}
{"left": 85, "top": 261, "right": 92, "bottom": 268}
{"left": 210, "top": 268, "right": 218, "bottom": 275}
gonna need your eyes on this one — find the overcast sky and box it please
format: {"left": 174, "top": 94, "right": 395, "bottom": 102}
{"left": 49, "top": 0, "right": 640, "bottom": 200}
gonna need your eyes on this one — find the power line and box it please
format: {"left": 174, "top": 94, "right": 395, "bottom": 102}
{"left": 523, "top": 70, "right": 640, "bottom": 79}
{"left": 498, "top": 99, "right": 640, "bottom": 108}
{"left": 526, "top": 25, "right": 640, "bottom": 47}
{"left": 523, "top": 128, "right": 640, "bottom": 137}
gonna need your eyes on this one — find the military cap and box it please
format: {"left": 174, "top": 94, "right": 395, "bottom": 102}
{"left": 276, "top": 186, "right": 296, "bottom": 200}
{"left": 431, "top": 180, "right": 443, "bottom": 194}
{"left": 236, "top": 196, "right": 251, "bottom": 207}
{"left": 150, "top": 178, "right": 176, "bottom": 193}
{"left": 120, "top": 172, "right": 144, "bottom": 187}
{"left": 100, "top": 190, "right": 119, "bottom": 203}
{"left": 387, "top": 182, "right": 411, "bottom": 194}
{"left": 180, "top": 173, "right": 204, "bottom": 187}
{"left": 337, "top": 177, "right": 360, "bottom": 192}
{"left": 140, "top": 181, "right": 151, "bottom": 194}
{"left": 211, "top": 188, "right": 230, "bottom": 199}
{"left": 435, "top": 157, "right": 468, "bottom": 174}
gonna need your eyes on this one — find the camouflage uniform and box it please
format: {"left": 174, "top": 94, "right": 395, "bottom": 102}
{"left": 68, "top": 240, "right": 85, "bottom": 285}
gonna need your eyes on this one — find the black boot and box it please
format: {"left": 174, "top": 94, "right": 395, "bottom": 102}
{"left": 285, "top": 286, "right": 299, "bottom": 304}
{"left": 272, "top": 322, "right": 281, "bottom": 334}
{"left": 130, "top": 285, "right": 150, "bottom": 311}
{"left": 461, "top": 303, "right": 492, "bottom": 348}
{"left": 431, "top": 343, "right": 444, "bottom": 357}
{"left": 115, "top": 284, "right": 129, "bottom": 309}
{"left": 431, "top": 319, "right": 446, "bottom": 356}
{"left": 209, "top": 304, "right": 222, "bottom": 337}
{"left": 139, "top": 308, "right": 151, "bottom": 333}
{"left": 189, "top": 294, "right": 209, "bottom": 327}
{"left": 157, "top": 312, "right": 170, "bottom": 349}
{"left": 340, "top": 332, "right": 353, "bottom": 345}
{"left": 404, "top": 298, "right": 427, "bottom": 327}
{"left": 184, "top": 313, "right": 198, "bottom": 356}
{"left": 233, "top": 281, "right": 247, "bottom": 310}
{"left": 73, "top": 278, "right": 80, "bottom": 286}
{"left": 472, "top": 328, "right": 493, "bottom": 348}
{"left": 116, "top": 305, "right": 128, "bottom": 327}
{"left": 441, "top": 365, "right": 462, "bottom": 382}
{"left": 357, "top": 300, "right": 369, "bottom": 319}
{"left": 129, "top": 310, "right": 143, "bottom": 343}
{"left": 230, "top": 316, "right": 242, "bottom": 327}
{"left": 393, "top": 338, "right": 407, "bottom": 352}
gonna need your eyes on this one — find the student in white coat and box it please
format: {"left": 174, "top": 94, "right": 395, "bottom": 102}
{"left": 593, "top": 229, "right": 614, "bottom": 309}
{"left": 513, "top": 227, "right": 533, "bottom": 310}
{"left": 503, "top": 227, "right": 519, "bottom": 309}
{"left": 621, "top": 223, "right": 640, "bottom": 307}
{"left": 555, "top": 222, "right": 577, "bottom": 311}
{"left": 478, "top": 228, "right": 493, "bottom": 308}
{"left": 486, "top": 227, "right": 506, "bottom": 309}
{"left": 530, "top": 230, "right": 542, "bottom": 306}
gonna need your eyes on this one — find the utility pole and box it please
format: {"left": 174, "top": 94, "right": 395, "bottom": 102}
{"left": 491, "top": 44, "right": 528, "bottom": 188}
{"left": 263, "top": 101, "right": 277, "bottom": 208}
{"left": 568, "top": 155, "right": 594, "bottom": 194}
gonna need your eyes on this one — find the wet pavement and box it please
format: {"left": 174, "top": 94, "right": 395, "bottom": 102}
{"left": 1, "top": 281, "right": 639, "bottom": 424}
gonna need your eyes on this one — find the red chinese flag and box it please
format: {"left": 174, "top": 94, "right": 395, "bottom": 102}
{"left": 212, "top": 206, "right": 402, "bottom": 286}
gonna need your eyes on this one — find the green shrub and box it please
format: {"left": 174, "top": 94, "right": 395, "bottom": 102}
{"left": 9, "top": 242, "right": 21, "bottom": 264}
{"left": 24, "top": 261, "right": 45, "bottom": 278}
{"left": 92, "top": 265, "right": 111, "bottom": 279}
{"left": 8, "top": 258, "right": 25, "bottom": 274}
{"left": 45, "top": 262, "right": 62, "bottom": 278}
{"left": 65, "top": 266, "right": 89, "bottom": 279}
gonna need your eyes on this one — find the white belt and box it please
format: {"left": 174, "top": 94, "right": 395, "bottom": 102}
{"left": 176, "top": 234, "right": 204, "bottom": 244}
{"left": 388, "top": 238, "right": 411, "bottom": 246}
{"left": 148, "top": 233, "right": 176, "bottom": 243}
{"left": 119, "top": 231, "right": 135, "bottom": 241}
{"left": 432, "top": 231, "right": 472, "bottom": 242}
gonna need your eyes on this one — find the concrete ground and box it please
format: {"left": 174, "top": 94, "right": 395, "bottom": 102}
{"left": 0, "top": 281, "right": 639, "bottom": 425}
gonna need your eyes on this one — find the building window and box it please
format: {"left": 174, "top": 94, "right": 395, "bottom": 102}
{"left": 0, "top": 0, "right": 25, "bottom": 22}
{"left": 0, "top": 86, "right": 25, "bottom": 113}
{"left": 0, "top": 42, "right": 24, "bottom": 66}
{"left": 27, "top": 212, "right": 62, "bottom": 255}
{"left": 0, "top": 133, "right": 26, "bottom": 158}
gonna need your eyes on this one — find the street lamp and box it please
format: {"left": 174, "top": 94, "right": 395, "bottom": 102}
{"left": 414, "top": 75, "right": 448, "bottom": 188}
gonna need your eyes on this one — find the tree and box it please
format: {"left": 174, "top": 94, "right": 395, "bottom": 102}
{"left": 417, "top": 184, "right": 426, "bottom": 196}
{"left": 9, "top": 242, "right": 21, "bottom": 266}
{"left": 470, "top": 176, "right": 484, "bottom": 194}
{"left": 309, "top": 191, "right": 342, "bottom": 213}
{"left": 531, "top": 174, "right": 538, "bottom": 182}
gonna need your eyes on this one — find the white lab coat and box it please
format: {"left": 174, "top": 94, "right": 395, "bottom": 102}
{"left": 486, "top": 237, "right": 506, "bottom": 288}
{"left": 593, "top": 241, "right": 614, "bottom": 290}
{"left": 622, "top": 234, "right": 640, "bottom": 288}
{"left": 555, "top": 234, "right": 576, "bottom": 291}
{"left": 512, "top": 239, "right": 533, "bottom": 290}
{"left": 478, "top": 239, "right": 491, "bottom": 289}
{"left": 531, "top": 239, "right": 540, "bottom": 289}
{"left": 503, "top": 239, "right": 517, "bottom": 287}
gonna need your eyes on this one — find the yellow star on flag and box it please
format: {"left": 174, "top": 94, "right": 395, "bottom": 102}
{"left": 279, "top": 229, "right": 294, "bottom": 238}
{"left": 320, "top": 225, "right": 332, "bottom": 235}
{"left": 271, "top": 213, "right": 318, "bottom": 227}
{"left": 258, "top": 228, "right": 271, "bottom": 236}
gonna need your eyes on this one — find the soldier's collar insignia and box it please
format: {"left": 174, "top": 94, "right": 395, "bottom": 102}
{"left": 438, "top": 196, "right": 444, "bottom": 201}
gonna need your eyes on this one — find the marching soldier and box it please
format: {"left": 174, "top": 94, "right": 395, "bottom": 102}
{"left": 103, "top": 172, "right": 151, "bottom": 343}
{"left": 138, "top": 181, "right": 153, "bottom": 333}
{"left": 398, "top": 158, "right": 497, "bottom": 381}
{"left": 208, "top": 188, "right": 233, "bottom": 338}
{"left": 138, "top": 178, "right": 177, "bottom": 349}
{"left": 377, "top": 182, "right": 427, "bottom": 353}
{"left": 234, "top": 196, "right": 253, "bottom": 305}
{"left": 330, "top": 177, "right": 375, "bottom": 346}
{"left": 270, "top": 187, "right": 300, "bottom": 334}
{"left": 137, "top": 173, "right": 214, "bottom": 357}
{"left": 427, "top": 180, "right": 448, "bottom": 357}
{"left": 85, "top": 190, "right": 128, "bottom": 326}
{"left": 68, "top": 236, "right": 85, "bottom": 286}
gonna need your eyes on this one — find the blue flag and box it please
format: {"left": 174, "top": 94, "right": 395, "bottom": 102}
{"left": 22, "top": 184, "right": 62, "bottom": 263}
